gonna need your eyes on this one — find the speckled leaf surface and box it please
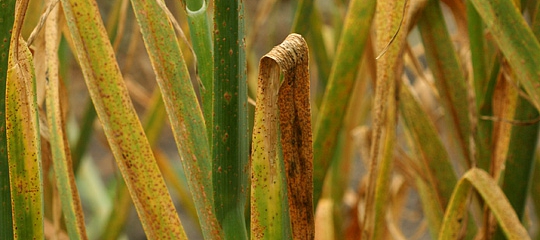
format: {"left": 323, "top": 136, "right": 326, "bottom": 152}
{"left": 7, "top": 38, "right": 44, "bottom": 240}
{"left": 251, "top": 34, "right": 313, "bottom": 240}
{"left": 59, "top": 0, "right": 185, "bottom": 238}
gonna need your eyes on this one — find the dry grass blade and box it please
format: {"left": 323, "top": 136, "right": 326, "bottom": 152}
{"left": 251, "top": 33, "right": 313, "bottom": 239}
{"left": 26, "top": 0, "right": 60, "bottom": 46}
{"left": 490, "top": 67, "right": 518, "bottom": 180}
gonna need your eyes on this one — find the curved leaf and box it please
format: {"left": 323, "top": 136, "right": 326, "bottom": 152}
{"left": 439, "top": 168, "right": 530, "bottom": 240}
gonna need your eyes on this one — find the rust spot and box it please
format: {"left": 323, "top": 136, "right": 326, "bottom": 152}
{"left": 224, "top": 92, "right": 232, "bottom": 103}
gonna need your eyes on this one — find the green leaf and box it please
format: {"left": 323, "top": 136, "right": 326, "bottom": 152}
{"left": 494, "top": 2, "right": 540, "bottom": 238}
{"left": 470, "top": 0, "right": 540, "bottom": 112}
{"left": 213, "top": 0, "right": 249, "bottom": 238}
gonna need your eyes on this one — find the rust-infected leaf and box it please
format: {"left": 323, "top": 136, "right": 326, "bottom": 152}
{"left": 59, "top": 0, "right": 186, "bottom": 238}
{"left": 6, "top": 1, "right": 44, "bottom": 238}
{"left": 251, "top": 33, "right": 313, "bottom": 239}
{"left": 43, "top": 2, "right": 88, "bottom": 238}
{"left": 7, "top": 38, "right": 44, "bottom": 240}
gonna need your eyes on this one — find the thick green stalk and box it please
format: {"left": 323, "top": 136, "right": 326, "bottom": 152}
{"left": 331, "top": 0, "right": 345, "bottom": 49}
{"left": 186, "top": 0, "right": 202, "bottom": 9}
{"left": 0, "top": 0, "right": 16, "bottom": 239}
{"left": 185, "top": 0, "right": 214, "bottom": 143}
{"left": 213, "top": 0, "right": 249, "bottom": 238}
{"left": 328, "top": 70, "right": 370, "bottom": 239}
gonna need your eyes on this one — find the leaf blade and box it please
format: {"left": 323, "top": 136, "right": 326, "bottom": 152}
{"left": 439, "top": 168, "right": 530, "bottom": 240}
{"left": 470, "top": 0, "right": 540, "bottom": 112}
{"left": 7, "top": 38, "right": 44, "bottom": 240}
{"left": 59, "top": 0, "right": 186, "bottom": 237}
{"left": 251, "top": 34, "right": 313, "bottom": 239}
